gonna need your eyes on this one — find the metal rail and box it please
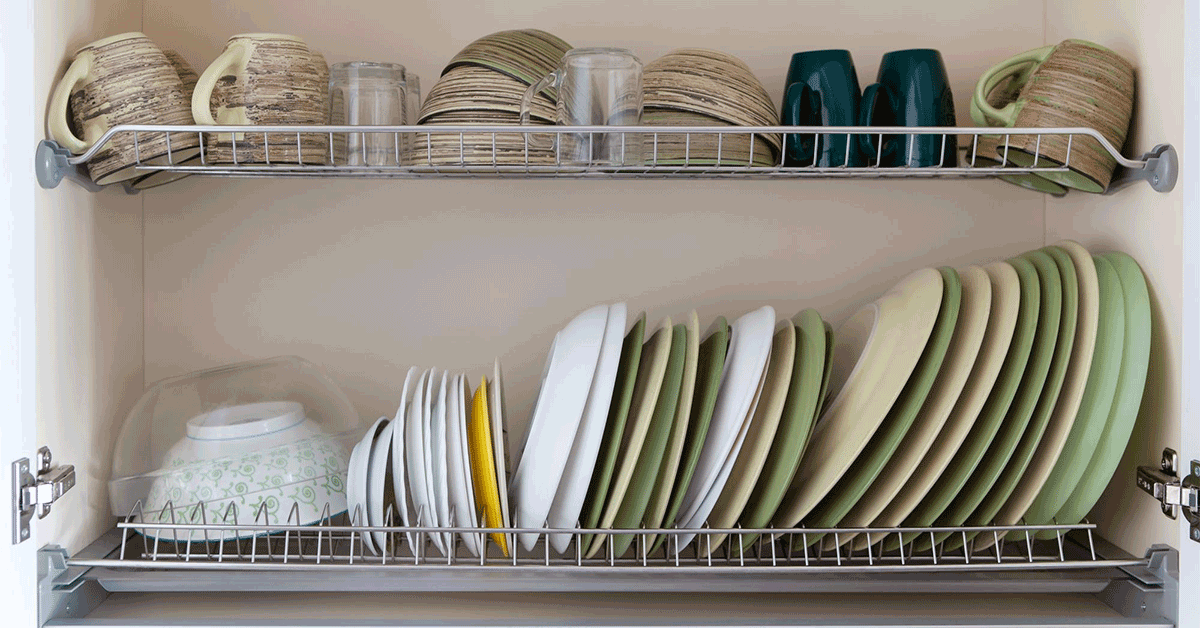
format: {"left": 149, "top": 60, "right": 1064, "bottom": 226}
{"left": 34, "top": 124, "right": 1177, "bottom": 193}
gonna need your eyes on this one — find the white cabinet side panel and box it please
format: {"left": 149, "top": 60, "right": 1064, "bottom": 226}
{"left": 34, "top": 0, "right": 146, "bottom": 555}
{"left": 2, "top": 0, "right": 41, "bottom": 626}
{"left": 1043, "top": 0, "right": 1185, "bottom": 561}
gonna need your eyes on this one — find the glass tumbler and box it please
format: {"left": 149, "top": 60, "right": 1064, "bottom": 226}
{"left": 329, "top": 62, "right": 410, "bottom": 166}
{"left": 520, "top": 48, "right": 643, "bottom": 166}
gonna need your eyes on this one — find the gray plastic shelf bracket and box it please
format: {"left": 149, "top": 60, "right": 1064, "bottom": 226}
{"left": 35, "top": 140, "right": 136, "bottom": 194}
{"left": 1107, "top": 143, "right": 1178, "bottom": 194}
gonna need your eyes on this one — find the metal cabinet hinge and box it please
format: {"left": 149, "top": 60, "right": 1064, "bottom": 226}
{"left": 11, "top": 447, "right": 75, "bottom": 545}
{"left": 1136, "top": 448, "right": 1200, "bottom": 543}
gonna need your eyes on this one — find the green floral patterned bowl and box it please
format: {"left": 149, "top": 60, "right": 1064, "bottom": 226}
{"left": 141, "top": 432, "right": 349, "bottom": 542}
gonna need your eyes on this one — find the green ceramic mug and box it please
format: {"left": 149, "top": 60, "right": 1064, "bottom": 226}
{"left": 858, "top": 49, "right": 957, "bottom": 167}
{"left": 967, "top": 47, "right": 1067, "bottom": 196}
{"left": 781, "top": 49, "right": 865, "bottom": 167}
{"left": 973, "top": 40, "right": 1135, "bottom": 193}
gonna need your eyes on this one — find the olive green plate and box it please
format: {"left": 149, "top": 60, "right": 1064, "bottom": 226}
{"left": 1048, "top": 252, "right": 1150, "bottom": 530}
{"left": 587, "top": 319, "right": 674, "bottom": 559}
{"left": 816, "top": 321, "right": 835, "bottom": 419}
{"left": 580, "top": 313, "right": 646, "bottom": 551}
{"left": 651, "top": 317, "right": 730, "bottom": 554}
{"left": 1025, "top": 254, "right": 1123, "bottom": 532}
{"left": 898, "top": 254, "right": 1047, "bottom": 551}
{"left": 609, "top": 323, "right": 689, "bottom": 557}
{"left": 865, "top": 261, "right": 1018, "bottom": 551}
{"left": 802, "top": 267, "right": 962, "bottom": 548}
{"left": 737, "top": 309, "right": 827, "bottom": 550}
{"left": 643, "top": 312, "right": 700, "bottom": 550}
{"left": 947, "top": 245, "right": 1079, "bottom": 551}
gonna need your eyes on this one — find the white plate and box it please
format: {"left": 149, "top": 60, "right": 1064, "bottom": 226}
{"left": 675, "top": 305, "right": 775, "bottom": 531}
{"left": 773, "top": 268, "right": 943, "bottom": 530}
{"left": 430, "top": 370, "right": 452, "bottom": 553}
{"left": 366, "top": 420, "right": 398, "bottom": 554}
{"left": 455, "top": 375, "right": 482, "bottom": 554}
{"left": 405, "top": 370, "right": 438, "bottom": 552}
{"left": 510, "top": 304, "right": 609, "bottom": 551}
{"left": 547, "top": 302, "right": 627, "bottom": 554}
{"left": 391, "top": 367, "right": 419, "bottom": 551}
{"left": 491, "top": 359, "right": 512, "bottom": 551}
{"left": 347, "top": 416, "right": 387, "bottom": 555}
{"left": 445, "top": 373, "right": 481, "bottom": 557}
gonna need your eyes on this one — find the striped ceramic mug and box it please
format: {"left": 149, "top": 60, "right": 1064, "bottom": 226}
{"left": 48, "top": 32, "right": 200, "bottom": 185}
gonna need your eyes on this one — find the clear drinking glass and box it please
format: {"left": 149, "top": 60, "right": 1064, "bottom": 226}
{"left": 329, "top": 62, "right": 411, "bottom": 166}
{"left": 520, "top": 47, "right": 643, "bottom": 166}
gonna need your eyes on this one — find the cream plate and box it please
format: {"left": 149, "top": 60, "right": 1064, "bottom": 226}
{"left": 772, "top": 268, "right": 943, "bottom": 530}
{"left": 585, "top": 318, "right": 674, "bottom": 559}
{"left": 511, "top": 304, "right": 608, "bottom": 551}
{"left": 839, "top": 265, "right": 992, "bottom": 548}
{"left": 863, "top": 262, "right": 1019, "bottom": 549}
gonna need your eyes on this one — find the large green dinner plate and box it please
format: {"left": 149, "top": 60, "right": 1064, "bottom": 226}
{"left": 609, "top": 323, "right": 688, "bottom": 556}
{"left": 650, "top": 317, "right": 730, "bottom": 553}
{"left": 948, "top": 245, "right": 1079, "bottom": 551}
{"left": 899, "top": 253, "right": 1048, "bottom": 551}
{"left": 1048, "top": 252, "right": 1150, "bottom": 528}
{"left": 1025, "top": 254, "right": 1123, "bottom": 531}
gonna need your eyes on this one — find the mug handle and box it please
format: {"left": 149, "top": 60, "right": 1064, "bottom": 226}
{"left": 47, "top": 51, "right": 93, "bottom": 154}
{"left": 192, "top": 42, "right": 249, "bottom": 125}
{"left": 972, "top": 45, "right": 1055, "bottom": 126}
{"left": 783, "top": 82, "right": 823, "bottom": 164}
{"left": 857, "top": 82, "right": 889, "bottom": 161}
{"left": 519, "top": 70, "right": 561, "bottom": 149}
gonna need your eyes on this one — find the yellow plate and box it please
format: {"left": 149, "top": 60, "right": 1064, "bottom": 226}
{"left": 468, "top": 378, "right": 509, "bottom": 556}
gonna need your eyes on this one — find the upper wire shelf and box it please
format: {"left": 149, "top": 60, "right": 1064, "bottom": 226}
{"left": 35, "top": 124, "right": 1177, "bottom": 193}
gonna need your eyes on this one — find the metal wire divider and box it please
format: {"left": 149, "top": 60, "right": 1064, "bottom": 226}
{"left": 52, "top": 123, "right": 1138, "bottom": 179}
{"left": 62, "top": 498, "right": 1150, "bottom": 573}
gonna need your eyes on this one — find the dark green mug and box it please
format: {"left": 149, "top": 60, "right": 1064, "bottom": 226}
{"left": 782, "top": 49, "right": 865, "bottom": 167}
{"left": 859, "top": 49, "right": 957, "bottom": 167}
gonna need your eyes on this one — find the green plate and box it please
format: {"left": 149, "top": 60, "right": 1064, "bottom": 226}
{"left": 947, "top": 245, "right": 1079, "bottom": 551}
{"left": 643, "top": 312, "right": 700, "bottom": 551}
{"left": 1049, "top": 252, "right": 1150, "bottom": 527}
{"left": 1026, "top": 254, "right": 1123, "bottom": 533}
{"left": 816, "top": 321, "right": 836, "bottom": 420}
{"left": 899, "top": 254, "right": 1045, "bottom": 550}
{"left": 580, "top": 313, "right": 645, "bottom": 551}
{"left": 650, "top": 317, "right": 729, "bottom": 553}
{"left": 902, "top": 255, "right": 1041, "bottom": 549}
{"left": 737, "top": 309, "right": 827, "bottom": 550}
{"left": 802, "top": 267, "right": 961, "bottom": 547}
{"left": 610, "top": 324, "right": 689, "bottom": 556}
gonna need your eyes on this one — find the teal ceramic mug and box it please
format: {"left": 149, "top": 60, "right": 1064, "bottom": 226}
{"left": 782, "top": 49, "right": 864, "bottom": 167}
{"left": 858, "top": 49, "right": 957, "bottom": 167}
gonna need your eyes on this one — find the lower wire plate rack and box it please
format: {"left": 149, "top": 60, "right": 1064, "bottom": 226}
{"left": 55, "top": 499, "right": 1163, "bottom": 595}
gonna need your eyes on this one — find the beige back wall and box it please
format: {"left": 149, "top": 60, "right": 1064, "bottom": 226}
{"left": 139, "top": 1, "right": 1049, "bottom": 456}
